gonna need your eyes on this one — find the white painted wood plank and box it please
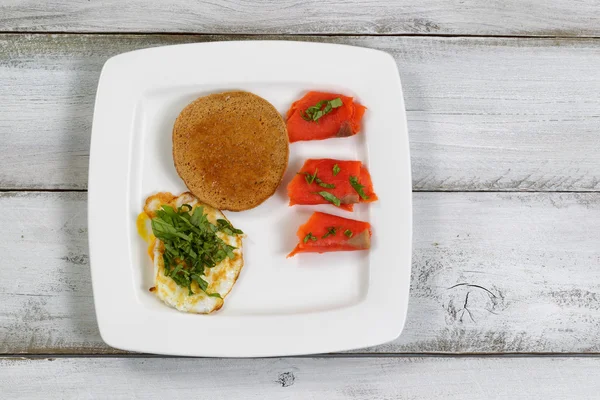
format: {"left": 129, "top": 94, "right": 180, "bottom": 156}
{"left": 1, "top": 34, "right": 599, "bottom": 191}
{"left": 1, "top": 192, "right": 598, "bottom": 354}
{"left": 1, "top": 0, "right": 599, "bottom": 36}
{"left": 2, "top": 357, "right": 599, "bottom": 399}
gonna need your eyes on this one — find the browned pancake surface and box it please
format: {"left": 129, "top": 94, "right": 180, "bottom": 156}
{"left": 173, "top": 91, "right": 289, "bottom": 211}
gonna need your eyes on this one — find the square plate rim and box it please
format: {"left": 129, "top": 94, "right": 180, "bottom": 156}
{"left": 88, "top": 40, "right": 412, "bottom": 357}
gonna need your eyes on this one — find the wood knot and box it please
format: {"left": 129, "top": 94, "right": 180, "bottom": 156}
{"left": 277, "top": 372, "right": 295, "bottom": 387}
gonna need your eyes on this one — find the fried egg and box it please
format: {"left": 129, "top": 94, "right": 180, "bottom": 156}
{"left": 138, "top": 192, "right": 244, "bottom": 314}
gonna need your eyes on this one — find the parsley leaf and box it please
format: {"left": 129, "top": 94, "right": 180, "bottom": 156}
{"left": 300, "top": 98, "right": 343, "bottom": 122}
{"left": 304, "top": 232, "right": 318, "bottom": 243}
{"left": 315, "top": 191, "right": 341, "bottom": 207}
{"left": 344, "top": 229, "right": 353, "bottom": 238}
{"left": 332, "top": 164, "right": 340, "bottom": 176}
{"left": 150, "top": 204, "right": 243, "bottom": 297}
{"left": 216, "top": 219, "right": 244, "bottom": 235}
{"left": 349, "top": 176, "right": 369, "bottom": 200}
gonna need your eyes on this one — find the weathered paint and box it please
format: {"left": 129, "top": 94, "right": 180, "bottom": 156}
{"left": 1, "top": 192, "right": 599, "bottom": 354}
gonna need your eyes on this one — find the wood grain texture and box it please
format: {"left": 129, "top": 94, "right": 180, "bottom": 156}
{"left": 1, "top": 34, "right": 599, "bottom": 191}
{"left": 1, "top": 0, "right": 600, "bottom": 36}
{"left": 2, "top": 356, "right": 600, "bottom": 399}
{"left": 1, "top": 191, "right": 599, "bottom": 354}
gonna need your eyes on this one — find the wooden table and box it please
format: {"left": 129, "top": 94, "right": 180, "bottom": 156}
{"left": 1, "top": 1, "right": 600, "bottom": 398}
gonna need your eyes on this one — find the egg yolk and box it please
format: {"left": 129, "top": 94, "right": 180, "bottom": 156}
{"left": 136, "top": 212, "right": 152, "bottom": 242}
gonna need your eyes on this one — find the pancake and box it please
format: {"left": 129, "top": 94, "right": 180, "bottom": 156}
{"left": 173, "top": 91, "right": 289, "bottom": 211}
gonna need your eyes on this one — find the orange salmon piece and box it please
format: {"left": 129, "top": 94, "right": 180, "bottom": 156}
{"left": 287, "top": 159, "right": 377, "bottom": 210}
{"left": 288, "top": 212, "right": 372, "bottom": 257}
{"left": 286, "top": 91, "right": 366, "bottom": 143}
{"left": 359, "top": 165, "right": 378, "bottom": 203}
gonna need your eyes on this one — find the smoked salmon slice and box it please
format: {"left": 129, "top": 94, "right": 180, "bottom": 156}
{"left": 287, "top": 159, "right": 377, "bottom": 211}
{"left": 286, "top": 91, "right": 366, "bottom": 143}
{"left": 288, "top": 212, "right": 372, "bottom": 257}
{"left": 359, "top": 165, "right": 378, "bottom": 203}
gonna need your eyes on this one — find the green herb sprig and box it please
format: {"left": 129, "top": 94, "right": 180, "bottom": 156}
{"left": 304, "top": 232, "right": 318, "bottom": 243}
{"left": 151, "top": 204, "right": 243, "bottom": 297}
{"left": 315, "top": 191, "right": 341, "bottom": 207}
{"left": 322, "top": 227, "right": 337, "bottom": 239}
{"left": 315, "top": 178, "right": 335, "bottom": 189}
{"left": 303, "top": 168, "right": 318, "bottom": 184}
{"left": 349, "top": 176, "right": 369, "bottom": 200}
{"left": 301, "top": 98, "right": 343, "bottom": 122}
{"left": 332, "top": 164, "right": 341, "bottom": 176}
{"left": 301, "top": 168, "right": 335, "bottom": 188}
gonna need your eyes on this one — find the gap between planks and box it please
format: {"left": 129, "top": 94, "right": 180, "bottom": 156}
{"left": 1, "top": 31, "right": 600, "bottom": 40}
{"left": 3, "top": 34, "right": 599, "bottom": 192}
{"left": 4, "top": 353, "right": 600, "bottom": 360}
{"left": 2, "top": 191, "right": 599, "bottom": 354}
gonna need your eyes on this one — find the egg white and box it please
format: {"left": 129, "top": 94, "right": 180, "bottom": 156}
{"left": 141, "top": 192, "right": 244, "bottom": 314}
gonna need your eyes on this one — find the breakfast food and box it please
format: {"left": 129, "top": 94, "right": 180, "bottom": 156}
{"left": 287, "top": 158, "right": 377, "bottom": 211}
{"left": 288, "top": 212, "right": 372, "bottom": 257}
{"left": 173, "top": 91, "right": 289, "bottom": 211}
{"left": 137, "top": 192, "right": 244, "bottom": 313}
{"left": 286, "top": 91, "right": 366, "bottom": 142}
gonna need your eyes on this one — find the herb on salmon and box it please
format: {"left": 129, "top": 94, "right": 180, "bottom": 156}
{"left": 315, "top": 177, "right": 335, "bottom": 189}
{"left": 322, "top": 227, "right": 337, "bottom": 238}
{"left": 315, "top": 191, "right": 341, "bottom": 207}
{"left": 349, "top": 176, "right": 369, "bottom": 200}
{"left": 300, "top": 168, "right": 335, "bottom": 188}
{"left": 304, "top": 232, "right": 318, "bottom": 243}
{"left": 301, "top": 98, "right": 343, "bottom": 122}
{"left": 332, "top": 164, "right": 341, "bottom": 176}
{"left": 288, "top": 212, "right": 372, "bottom": 257}
{"left": 151, "top": 204, "right": 243, "bottom": 297}
{"left": 288, "top": 159, "right": 377, "bottom": 210}
{"left": 302, "top": 168, "right": 318, "bottom": 185}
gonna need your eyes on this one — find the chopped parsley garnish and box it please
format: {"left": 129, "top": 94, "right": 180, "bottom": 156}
{"left": 315, "top": 191, "right": 341, "bottom": 207}
{"left": 332, "top": 164, "right": 341, "bottom": 176}
{"left": 315, "top": 177, "right": 335, "bottom": 189}
{"left": 150, "top": 204, "right": 243, "bottom": 297}
{"left": 301, "top": 168, "right": 335, "bottom": 188}
{"left": 349, "top": 176, "right": 369, "bottom": 200}
{"left": 344, "top": 229, "right": 353, "bottom": 238}
{"left": 322, "top": 227, "right": 337, "bottom": 239}
{"left": 303, "top": 168, "right": 318, "bottom": 185}
{"left": 216, "top": 219, "right": 244, "bottom": 236}
{"left": 304, "top": 232, "right": 318, "bottom": 243}
{"left": 301, "top": 98, "right": 343, "bottom": 122}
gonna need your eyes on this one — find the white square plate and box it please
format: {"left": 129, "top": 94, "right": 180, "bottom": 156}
{"left": 89, "top": 41, "right": 412, "bottom": 357}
